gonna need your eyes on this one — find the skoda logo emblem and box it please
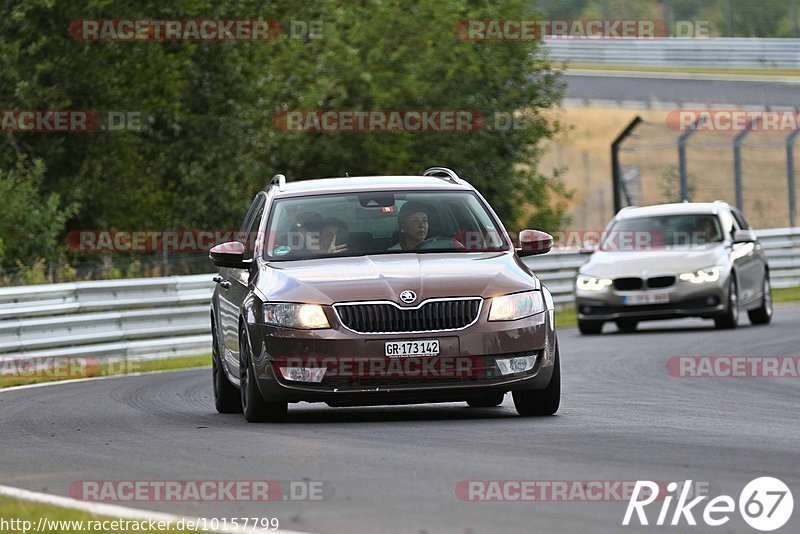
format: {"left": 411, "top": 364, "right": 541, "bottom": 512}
{"left": 399, "top": 290, "right": 417, "bottom": 304}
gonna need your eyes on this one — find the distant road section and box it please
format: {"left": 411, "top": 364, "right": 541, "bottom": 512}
{"left": 563, "top": 70, "right": 800, "bottom": 108}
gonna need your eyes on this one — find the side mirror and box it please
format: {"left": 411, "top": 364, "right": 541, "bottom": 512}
{"left": 733, "top": 229, "right": 756, "bottom": 244}
{"left": 518, "top": 229, "right": 553, "bottom": 256}
{"left": 209, "top": 241, "right": 251, "bottom": 269}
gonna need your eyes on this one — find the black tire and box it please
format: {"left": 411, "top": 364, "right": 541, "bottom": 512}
{"left": 512, "top": 344, "right": 560, "bottom": 416}
{"left": 714, "top": 276, "right": 739, "bottom": 329}
{"left": 466, "top": 392, "right": 505, "bottom": 408}
{"left": 577, "top": 319, "right": 603, "bottom": 335}
{"left": 239, "top": 323, "right": 287, "bottom": 423}
{"left": 615, "top": 319, "right": 638, "bottom": 333}
{"left": 212, "top": 318, "right": 242, "bottom": 414}
{"left": 748, "top": 274, "right": 773, "bottom": 325}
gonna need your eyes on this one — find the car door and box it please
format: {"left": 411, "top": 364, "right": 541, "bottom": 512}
{"left": 729, "top": 209, "right": 761, "bottom": 304}
{"left": 217, "top": 193, "right": 267, "bottom": 379}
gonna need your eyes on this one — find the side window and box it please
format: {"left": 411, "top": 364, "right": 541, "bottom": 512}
{"left": 239, "top": 194, "right": 267, "bottom": 259}
{"left": 731, "top": 209, "right": 751, "bottom": 231}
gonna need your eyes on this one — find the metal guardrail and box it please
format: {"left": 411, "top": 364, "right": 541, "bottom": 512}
{"left": 0, "top": 228, "right": 798, "bottom": 364}
{"left": 544, "top": 38, "right": 800, "bottom": 69}
{"left": 525, "top": 227, "right": 800, "bottom": 305}
{"left": 0, "top": 274, "right": 213, "bottom": 362}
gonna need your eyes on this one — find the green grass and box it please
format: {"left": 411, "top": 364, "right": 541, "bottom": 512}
{"left": 566, "top": 63, "right": 800, "bottom": 77}
{"left": 554, "top": 307, "right": 577, "bottom": 328}
{"left": 0, "top": 354, "right": 210, "bottom": 389}
{"left": 773, "top": 286, "right": 800, "bottom": 303}
{"left": 0, "top": 496, "right": 207, "bottom": 533}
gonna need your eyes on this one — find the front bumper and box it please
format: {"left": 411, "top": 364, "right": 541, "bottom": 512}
{"left": 244, "top": 305, "right": 556, "bottom": 404}
{"left": 575, "top": 274, "right": 729, "bottom": 322}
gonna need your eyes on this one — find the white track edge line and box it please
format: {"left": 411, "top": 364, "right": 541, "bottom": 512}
{"left": 0, "top": 484, "right": 309, "bottom": 534}
{"left": 0, "top": 365, "right": 210, "bottom": 394}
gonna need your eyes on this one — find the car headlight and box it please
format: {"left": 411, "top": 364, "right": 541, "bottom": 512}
{"left": 576, "top": 274, "right": 612, "bottom": 291}
{"left": 263, "top": 303, "right": 330, "bottom": 329}
{"left": 679, "top": 266, "right": 721, "bottom": 284}
{"left": 488, "top": 291, "right": 545, "bottom": 321}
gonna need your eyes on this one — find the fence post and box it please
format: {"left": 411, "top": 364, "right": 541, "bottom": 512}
{"left": 677, "top": 131, "right": 693, "bottom": 202}
{"left": 733, "top": 118, "right": 759, "bottom": 210}
{"left": 788, "top": 129, "right": 800, "bottom": 228}
{"left": 611, "top": 116, "right": 643, "bottom": 212}
{"left": 676, "top": 114, "right": 711, "bottom": 202}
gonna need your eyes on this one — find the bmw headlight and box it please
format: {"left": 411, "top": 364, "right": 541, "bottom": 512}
{"left": 576, "top": 274, "right": 613, "bottom": 291}
{"left": 263, "top": 303, "right": 330, "bottom": 329}
{"left": 488, "top": 291, "right": 545, "bottom": 321}
{"left": 679, "top": 266, "right": 721, "bottom": 284}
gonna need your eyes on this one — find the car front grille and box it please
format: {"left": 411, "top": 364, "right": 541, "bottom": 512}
{"left": 646, "top": 276, "right": 676, "bottom": 289}
{"left": 613, "top": 276, "right": 676, "bottom": 290}
{"left": 334, "top": 298, "right": 482, "bottom": 333}
{"left": 613, "top": 277, "right": 643, "bottom": 291}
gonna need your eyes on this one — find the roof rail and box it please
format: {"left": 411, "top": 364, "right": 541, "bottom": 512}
{"left": 423, "top": 167, "right": 460, "bottom": 184}
{"left": 270, "top": 173, "right": 286, "bottom": 191}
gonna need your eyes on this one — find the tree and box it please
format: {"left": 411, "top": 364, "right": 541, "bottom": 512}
{"left": 1, "top": 0, "right": 569, "bottom": 282}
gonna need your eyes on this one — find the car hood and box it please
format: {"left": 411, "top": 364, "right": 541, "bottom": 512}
{"left": 581, "top": 245, "right": 725, "bottom": 278}
{"left": 256, "top": 252, "right": 538, "bottom": 305}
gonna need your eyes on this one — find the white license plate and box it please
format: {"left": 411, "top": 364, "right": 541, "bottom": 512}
{"left": 622, "top": 292, "right": 670, "bottom": 305}
{"left": 385, "top": 340, "right": 440, "bottom": 357}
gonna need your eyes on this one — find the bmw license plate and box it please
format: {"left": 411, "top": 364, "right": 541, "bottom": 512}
{"left": 385, "top": 340, "right": 440, "bottom": 357}
{"left": 622, "top": 292, "right": 670, "bottom": 305}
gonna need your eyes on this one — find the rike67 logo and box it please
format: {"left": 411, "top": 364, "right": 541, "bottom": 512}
{"left": 624, "top": 477, "right": 793, "bottom": 531}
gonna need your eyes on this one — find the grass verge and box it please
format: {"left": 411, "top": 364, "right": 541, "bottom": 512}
{"left": 0, "top": 354, "right": 210, "bottom": 389}
{"left": 0, "top": 495, "right": 208, "bottom": 534}
{"left": 773, "top": 285, "right": 800, "bottom": 303}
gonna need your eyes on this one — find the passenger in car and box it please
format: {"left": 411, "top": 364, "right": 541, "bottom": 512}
{"left": 321, "top": 217, "right": 349, "bottom": 253}
{"left": 389, "top": 201, "right": 430, "bottom": 250}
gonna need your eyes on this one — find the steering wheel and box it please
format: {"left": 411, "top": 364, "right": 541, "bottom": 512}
{"left": 414, "top": 236, "right": 466, "bottom": 251}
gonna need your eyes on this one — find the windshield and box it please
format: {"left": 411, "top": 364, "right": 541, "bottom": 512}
{"left": 263, "top": 190, "right": 510, "bottom": 260}
{"left": 602, "top": 214, "right": 723, "bottom": 251}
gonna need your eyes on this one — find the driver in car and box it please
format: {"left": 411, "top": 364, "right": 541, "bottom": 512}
{"left": 389, "top": 201, "right": 429, "bottom": 250}
{"left": 694, "top": 217, "right": 719, "bottom": 244}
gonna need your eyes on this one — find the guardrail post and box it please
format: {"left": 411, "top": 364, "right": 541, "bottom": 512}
{"left": 788, "top": 129, "right": 800, "bottom": 228}
{"left": 611, "top": 116, "right": 643, "bottom": 212}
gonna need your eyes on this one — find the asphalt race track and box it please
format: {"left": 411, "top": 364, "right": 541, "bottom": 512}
{"left": 2, "top": 305, "right": 799, "bottom": 533}
{"left": 563, "top": 72, "right": 800, "bottom": 107}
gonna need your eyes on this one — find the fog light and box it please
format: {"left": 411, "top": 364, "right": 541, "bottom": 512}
{"left": 278, "top": 367, "right": 326, "bottom": 383}
{"left": 496, "top": 355, "right": 537, "bottom": 375}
